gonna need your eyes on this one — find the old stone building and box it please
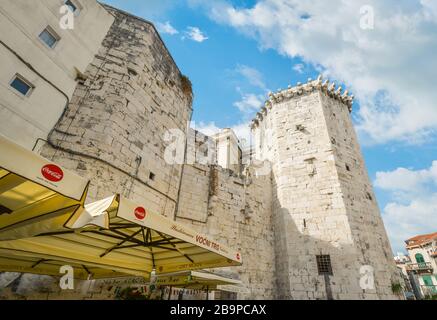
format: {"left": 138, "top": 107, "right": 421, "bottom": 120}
{"left": 0, "top": 1, "right": 400, "bottom": 299}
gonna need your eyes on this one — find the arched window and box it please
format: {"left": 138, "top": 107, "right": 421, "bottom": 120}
{"left": 415, "top": 253, "right": 425, "bottom": 265}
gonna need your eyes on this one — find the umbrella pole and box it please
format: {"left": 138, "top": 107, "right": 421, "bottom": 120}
{"left": 205, "top": 287, "right": 209, "bottom": 300}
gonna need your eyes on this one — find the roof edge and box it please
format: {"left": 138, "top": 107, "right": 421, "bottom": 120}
{"left": 99, "top": 2, "right": 184, "bottom": 77}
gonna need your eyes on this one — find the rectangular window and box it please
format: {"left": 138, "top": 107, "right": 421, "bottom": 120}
{"left": 64, "top": 0, "right": 77, "bottom": 13}
{"left": 316, "top": 255, "right": 333, "bottom": 275}
{"left": 39, "top": 27, "right": 59, "bottom": 48}
{"left": 10, "top": 75, "right": 33, "bottom": 96}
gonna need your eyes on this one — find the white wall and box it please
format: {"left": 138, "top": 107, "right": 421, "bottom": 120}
{"left": 0, "top": 0, "right": 114, "bottom": 148}
{"left": 408, "top": 245, "right": 437, "bottom": 271}
{"left": 213, "top": 129, "right": 241, "bottom": 171}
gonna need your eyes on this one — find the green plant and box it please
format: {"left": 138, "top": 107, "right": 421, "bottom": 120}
{"left": 391, "top": 282, "right": 403, "bottom": 295}
{"left": 424, "top": 293, "right": 437, "bottom": 300}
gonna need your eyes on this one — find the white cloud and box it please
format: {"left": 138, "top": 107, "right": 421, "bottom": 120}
{"left": 184, "top": 26, "right": 209, "bottom": 42}
{"left": 375, "top": 161, "right": 437, "bottom": 253}
{"left": 230, "top": 122, "right": 252, "bottom": 148}
{"left": 195, "top": 121, "right": 221, "bottom": 136}
{"left": 383, "top": 194, "right": 437, "bottom": 254}
{"left": 293, "top": 63, "right": 305, "bottom": 74}
{"left": 375, "top": 161, "right": 437, "bottom": 192}
{"left": 195, "top": 0, "right": 437, "bottom": 145}
{"left": 233, "top": 92, "right": 265, "bottom": 115}
{"left": 156, "top": 21, "right": 178, "bottom": 35}
{"left": 236, "top": 65, "right": 267, "bottom": 90}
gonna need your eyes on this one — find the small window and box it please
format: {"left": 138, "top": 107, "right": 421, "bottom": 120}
{"left": 316, "top": 255, "right": 333, "bottom": 275}
{"left": 39, "top": 27, "right": 60, "bottom": 48}
{"left": 345, "top": 164, "right": 351, "bottom": 171}
{"left": 127, "top": 68, "right": 138, "bottom": 77}
{"left": 415, "top": 253, "right": 425, "bottom": 264}
{"left": 149, "top": 172, "right": 155, "bottom": 181}
{"left": 64, "top": 0, "right": 78, "bottom": 13}
{"left": 10, "top": 75, "right": 33, "bottom": 96}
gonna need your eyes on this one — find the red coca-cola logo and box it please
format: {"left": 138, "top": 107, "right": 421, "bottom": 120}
{"left": 41, "top": 164, "right": 64, "bottom": 182}
{"left": 134, "top": 207, "right": 146, "bottom": 220}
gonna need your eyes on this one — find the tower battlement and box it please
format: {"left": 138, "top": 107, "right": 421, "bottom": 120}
{"left": 250, "top": 76, "right": 354, "bottom": 129}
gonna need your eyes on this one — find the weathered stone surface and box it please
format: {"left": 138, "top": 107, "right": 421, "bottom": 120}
{"left": 252, "top": 80, "right": 400, "bottom": 300}
{"left": 1, "top": 7, "right": 399, "bottom": 301}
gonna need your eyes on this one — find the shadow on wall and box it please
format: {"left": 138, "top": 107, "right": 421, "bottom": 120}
{"left": 271, "top": 173, "right": 400, "bottom": 300}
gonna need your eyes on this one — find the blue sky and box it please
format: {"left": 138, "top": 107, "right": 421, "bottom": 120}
{"left": 102, "top": 0, "right": 437, "bottom": 254}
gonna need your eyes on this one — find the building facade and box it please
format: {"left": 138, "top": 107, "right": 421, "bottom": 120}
{"left": 404, "top": 232, "right": 437, "bottom": 297}
{"left": 0, "top": 0, "right": 113, "bottom": 149}
{"left": 0, "top": 0, "right": 400, "bottom": 300}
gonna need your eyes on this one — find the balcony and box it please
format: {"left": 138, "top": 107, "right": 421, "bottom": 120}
{"left": 406, "top": 262, "right": 434, "bottom": 274}
{"left": 421, "top": 285, "right": 437, "bottom": 298}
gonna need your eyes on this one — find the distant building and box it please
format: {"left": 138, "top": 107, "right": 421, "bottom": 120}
{"left": 404, "top": 232, "right": 437, "bottom": 297}
{"left": 211, "top": 129, "right": 242, "bottom": 172}
{"left": 395, "top": 253, "right": 411, "bottom": 277}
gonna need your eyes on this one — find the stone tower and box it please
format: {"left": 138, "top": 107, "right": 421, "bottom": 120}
{"left": 40, "top": 5, "right": 193, "bottom": 211}
{"left": 251, "top": 77, "right": 400, "bottom": 300}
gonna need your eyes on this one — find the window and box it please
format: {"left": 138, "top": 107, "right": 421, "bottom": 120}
{"left": 316, "top": 255, "right": 333, "bottom": 275}
{"left": 10, "top": 75, "right": 33, "bottom": 96}
{"left": 149, "top": 172, "right": 155, "bottom": 181}
{"left": 39, "top": 27, "right": 60, "bottom": 48}
{"left": 127, "top": 68, "right": 138, "bottom": 77}
{"left": 415, "top": 253, "right": 425, "bottom": 264}
{"left": 422, "top": 275, "right": 433, "bottom": 286}
{"left": 64, "top": 0, "right": 78, "bottom": 13}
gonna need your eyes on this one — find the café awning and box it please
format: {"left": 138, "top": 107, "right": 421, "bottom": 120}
{"left": 0, "top": 195, "right": 242, "bottom": 278}
{"left": 0, "top": 254, "right": 129, "bottom": 280}
{"left": 154, "top": 270, "right": 242, "bottom": 290}
{"left": 0, "top": 134, "right": 89, "bottom": 240}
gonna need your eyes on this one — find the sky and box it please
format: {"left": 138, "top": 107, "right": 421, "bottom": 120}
{"left": 102, "top": 0, "right": 437, "bottom": 254}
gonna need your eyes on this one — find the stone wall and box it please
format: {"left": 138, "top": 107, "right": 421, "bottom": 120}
{"left": 175, "top": 164, "right": 277, "bottom": 299}
{"left": 32, "top": 5, "right": 276, "bottom": 300}
{"left": 319, "top": 91, "right": 401, "bottom": 299}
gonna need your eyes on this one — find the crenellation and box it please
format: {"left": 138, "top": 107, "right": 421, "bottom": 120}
{"left": 251, "top": 76, "right": 355, "bottom": 131}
